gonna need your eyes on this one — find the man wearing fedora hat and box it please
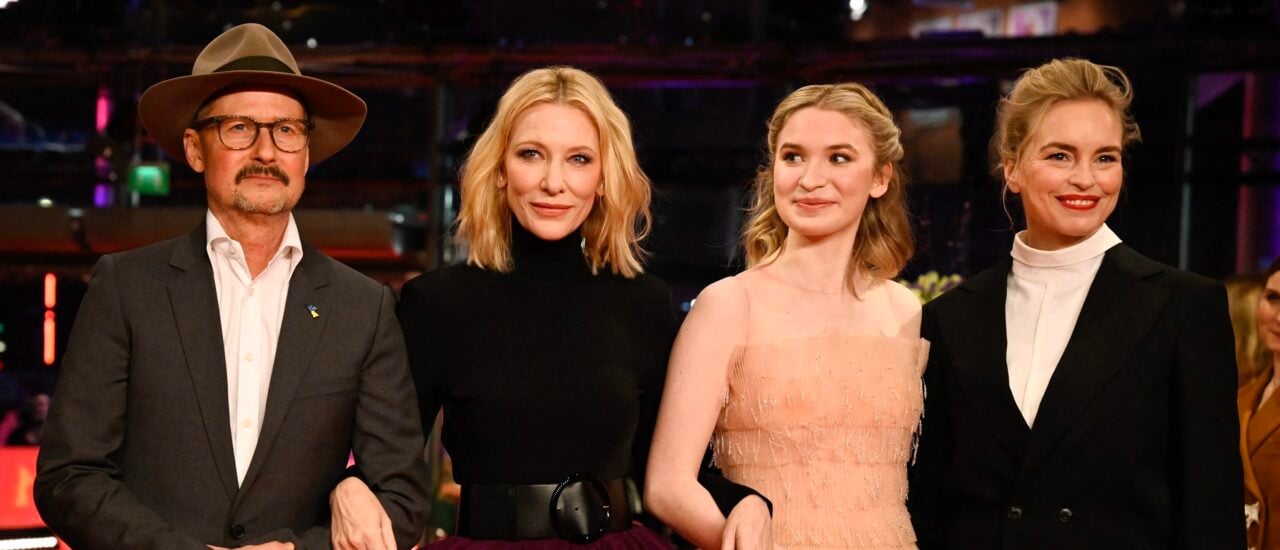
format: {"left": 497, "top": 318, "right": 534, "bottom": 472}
{"left": 34, "top": 23, "right": 428, "bottom": 549}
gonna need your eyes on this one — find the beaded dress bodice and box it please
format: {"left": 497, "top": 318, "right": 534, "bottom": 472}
{"left": 712, "top": 270, "right": 927, "bottom": 549}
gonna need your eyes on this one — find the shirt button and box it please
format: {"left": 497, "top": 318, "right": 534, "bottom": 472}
{"left": 1007, "top": 506, "right": 1023, "bottom": 520}
{"left": 1057, "top": 508, "right": 1073, "bottom": 523}
{"left": 244, "top": 353, "right": 254, "bottom": 362}
{"left": 241, "top": 419, "right": 253, "bottom": 429}
{"left": 247, "top": 287, "right": 255, "bottom": 297}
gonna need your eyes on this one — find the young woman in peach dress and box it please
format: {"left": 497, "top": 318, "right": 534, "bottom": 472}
{"left": 646, "top": 83, "right": 926, "bottom": 550}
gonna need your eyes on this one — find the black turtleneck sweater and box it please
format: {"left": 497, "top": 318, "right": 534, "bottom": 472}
{"left": 397, "top": 225, "right": 675, "bottom": 489}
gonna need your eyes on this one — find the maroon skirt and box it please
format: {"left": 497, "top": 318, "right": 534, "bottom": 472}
{"left": 426, "top": 524, "right": 673, "bottom": 549}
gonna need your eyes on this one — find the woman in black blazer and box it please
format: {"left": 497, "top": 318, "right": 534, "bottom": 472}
{"left": 907, "top": 58, "right": 1244, "bottom": 549}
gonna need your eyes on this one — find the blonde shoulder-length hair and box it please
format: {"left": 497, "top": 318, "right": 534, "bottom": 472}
{"left": 742, "top": 82, "right": 913, "bottom": 282}
{"left": 1227, "top": 273, "right": 1269, "bottom": 386}
{"left": 456, "top": 66, "right": 652, "bottom": 278}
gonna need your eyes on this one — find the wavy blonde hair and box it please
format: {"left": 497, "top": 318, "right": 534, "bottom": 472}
{"left": 995, "top": 58, "right": 1143, "bottom": 191}
{"left": 456, "top": 66, "right": 651, "bottom": 277}
{"left": 1228, "top": 273, "right": 1269, "bottom": 386}
{"left": 742, "top": 82, "right": 913, "bottom": 281}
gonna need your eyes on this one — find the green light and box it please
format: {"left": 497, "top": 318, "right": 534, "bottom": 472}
{"left": 0, "top": 322, "right": 5, "bottom": 333}
{"left": 128, "top": 162, "right": 171, "bottom": 196}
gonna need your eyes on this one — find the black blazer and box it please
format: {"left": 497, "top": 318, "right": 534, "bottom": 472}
{"left": 908, "top": 244, "right": 1243, "bottom": 549}
{"left": 35, "top": 226, "right": 429, "bottom": 549}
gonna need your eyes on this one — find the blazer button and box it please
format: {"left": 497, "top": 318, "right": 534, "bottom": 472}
{"left": 1007, "top": 506, "right": 1023, "bottom": 520}
{"left": 229, "top": 524, "right": 246, "bottom": 540}
{"left": 1057, "top": 508, "right": 1073, "bottom": 523}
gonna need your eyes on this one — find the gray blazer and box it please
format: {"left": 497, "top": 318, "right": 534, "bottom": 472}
{"left": 35, "top": 225, "right": 429, "bottom": 549}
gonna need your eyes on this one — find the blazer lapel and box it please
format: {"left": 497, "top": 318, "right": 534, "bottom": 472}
{"left": 1247, "top": 373, "right": 1280, "bottom": 456}
{"left": 952, "top": 259, "right": 1032, "bottom": 458}
{"left": 167, "top": 226, "right": 239, "bottom": 502}
{"left": 1020, "top": 245, "right": 1168, "bottom": 476}
{"left": 233, "top": 243, "right": 331, "bottom": 503}
{"left": 1240, "top": 375, "right": 1268, "bottom": 502}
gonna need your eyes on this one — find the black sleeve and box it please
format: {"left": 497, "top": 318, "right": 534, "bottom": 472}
{"left": 1171, "top": 282, "right": 1246, "bottom": 549}
{"left": 698, "top": 454, "right": 772, "bottom": 517}
{"left": 397, "top": 278, "right": 445, "bottom": 441}
{"left": 34, "top": 255, "right": 206, "bottom": 550}
{"left": 907, "top": 302, "right": 951, "bottom": 549}
{"left": 628, "top": 283, "right": 674, "bottom": 498}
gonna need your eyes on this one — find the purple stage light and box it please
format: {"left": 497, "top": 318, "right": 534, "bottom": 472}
{"left": 94, "top": 183, "right": 113, "bottom": 207}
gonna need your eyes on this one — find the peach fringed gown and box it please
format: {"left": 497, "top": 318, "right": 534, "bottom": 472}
{"left": 712, "top": 270, "right": 928, "bottom": 550}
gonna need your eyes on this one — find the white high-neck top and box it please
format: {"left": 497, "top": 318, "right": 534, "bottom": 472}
{"left": 205, "top": 210, "right": 303, "bottom": 485}
{"left": 1005, "top": 225, "right": 1121, "bottom": 427}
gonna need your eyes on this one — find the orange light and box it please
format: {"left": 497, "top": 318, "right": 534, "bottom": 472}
{"left": 43, "top": 310, "right": 55, "bottom": 366}
{"left": 44, "top": 273, "right": 56, "bottom": 309}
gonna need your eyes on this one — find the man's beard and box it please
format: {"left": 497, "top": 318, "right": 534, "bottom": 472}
{"left": 233, "top": 188, "right": 291, "bottom": 214}
{"left": 232, "top": 163, "right": 295, "bottom": 214}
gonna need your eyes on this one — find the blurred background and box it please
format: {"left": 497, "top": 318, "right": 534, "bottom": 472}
{"left": 0, "top": 0, "right": 1277, "bottom": 545}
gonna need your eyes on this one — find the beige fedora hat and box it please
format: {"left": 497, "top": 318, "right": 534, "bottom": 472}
{"left": 138, "top": 23, "right": 366, "bottom": 165}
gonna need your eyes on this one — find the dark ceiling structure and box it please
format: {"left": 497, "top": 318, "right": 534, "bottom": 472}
{"left": 0, "top": 0, "right": 1276, "bottom": 278}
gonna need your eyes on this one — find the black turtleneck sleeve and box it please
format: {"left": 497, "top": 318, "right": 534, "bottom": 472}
{"left": 395, "top": 224, "right": 765, "bottom": 517}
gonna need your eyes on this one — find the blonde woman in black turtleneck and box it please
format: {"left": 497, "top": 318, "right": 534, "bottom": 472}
{"left": 329, "top": 66, "right": 765, "bottom": 550}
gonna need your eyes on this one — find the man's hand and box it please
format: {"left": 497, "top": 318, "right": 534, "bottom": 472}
{"left": 330, "top": 476, "right": 396, "bottom": 550}
{"left": 720, "top": 495, "right": 772, "bottom": 550}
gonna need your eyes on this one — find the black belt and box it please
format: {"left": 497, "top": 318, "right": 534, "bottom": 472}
{"left": 457, "top": 474, "right": 633, "bottom": 543}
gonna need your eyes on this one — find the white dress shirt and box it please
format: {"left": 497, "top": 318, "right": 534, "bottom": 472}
{"left": 1005, "top": 224, "right": 1121, "bottom": 427}
{"left": 205, "top": 210, "right": 303, "bottom": 485}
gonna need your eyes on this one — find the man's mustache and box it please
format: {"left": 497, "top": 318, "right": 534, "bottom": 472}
{"left": 236, "top": 164, "right": 290, "bottom": 185}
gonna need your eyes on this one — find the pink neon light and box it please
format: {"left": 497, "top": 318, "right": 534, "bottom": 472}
{"left": 43, "top": 273, "right": 56, "bottom": 309}
{"left": 95, "top": 87, "right": 111, "bottom": 133}
{"left": 43, "top": 311, "right": 55, "bottom": 366}
{"left": 44, "top": 272, "right": 57, "bottom": 365}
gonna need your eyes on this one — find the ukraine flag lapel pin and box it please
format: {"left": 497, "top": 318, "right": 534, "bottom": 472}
{"left": 307, "top": 304, "right": 320, "bottom": 318}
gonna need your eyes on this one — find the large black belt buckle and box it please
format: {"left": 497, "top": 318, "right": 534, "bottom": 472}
{"left": 549, "top": 473, "right": 612, "bottom": 544}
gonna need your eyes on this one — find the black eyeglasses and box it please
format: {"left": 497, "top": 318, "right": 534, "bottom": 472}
{"left": 191, "top": 115, "right": 314, "bottom": 153}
